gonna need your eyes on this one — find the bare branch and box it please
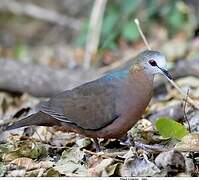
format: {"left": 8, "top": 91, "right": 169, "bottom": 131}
{"left": 0, "top": 58, "right": 98, "bottom": 97}
{"left": 0, "top": 0, "right": 81, "bottom": 30}
{"left": 134, "top": 19, "right": 151, "bottom": 50}
{"left": 83, "top": 0, "right": 107, "bottom": 69}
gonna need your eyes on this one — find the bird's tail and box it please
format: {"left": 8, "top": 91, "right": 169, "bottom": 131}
{"left": 1, "top": 111, "right": 59, "bottom": 131}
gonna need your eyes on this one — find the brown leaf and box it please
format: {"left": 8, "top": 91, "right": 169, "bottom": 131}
{"left": 88, "top": 158, "right": 113, "bottom": 177}
{"left": 9, "top": 157, "right": 54, "bottom": 171}
{"left": 10, "top": 157, "right": 37, "bottom": 171}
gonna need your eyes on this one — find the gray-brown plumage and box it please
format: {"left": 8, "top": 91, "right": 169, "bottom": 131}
{"left": 2, "top": 50, "right": 171, "bottom": 142}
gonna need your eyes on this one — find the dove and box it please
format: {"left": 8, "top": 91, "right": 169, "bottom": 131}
{"left": 2, "top": 50, "right": 172, "bottom": 151}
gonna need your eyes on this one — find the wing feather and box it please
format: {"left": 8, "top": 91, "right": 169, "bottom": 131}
{"left": 40, "top": 76, "right": 121, "bottom": 130}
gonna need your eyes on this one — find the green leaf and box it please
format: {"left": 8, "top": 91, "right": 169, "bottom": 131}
{"left": 120, "top": 0, "right": 140, "bottom": 16}
{"left": 121, "top": 22, "right": 140, "bottom": 41}
{"left": 19, "top": 144, "right": 47, "bottom": 159}
{"left": 101, "top": 9, "right": 119, "bottom": 38}
{"left": 168, "top": 9, "right": 184, "bottom": 30}
{"left": 74, "top": 20, "right": 89, "bottom": 47}
{"left": 155, "top": 117, "right": 188, "bottom": 140}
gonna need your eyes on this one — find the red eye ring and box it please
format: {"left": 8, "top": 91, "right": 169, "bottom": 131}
{"left": 149, "top": 59, "right": 157, "bottom": 66}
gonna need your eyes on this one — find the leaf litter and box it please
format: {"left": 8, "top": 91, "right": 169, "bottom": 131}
{"left": 0, "top": 89, "right": 199, "bottom": 177}
{"left": 0, "top": 32, "right": 199, "bottom": 177}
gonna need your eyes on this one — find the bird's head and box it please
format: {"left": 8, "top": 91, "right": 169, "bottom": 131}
{"left": 134, "top": 50, "right": 172, "bottom": 80}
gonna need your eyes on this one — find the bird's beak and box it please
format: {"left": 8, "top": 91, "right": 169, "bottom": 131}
{"left": 158, "top": 67, "right": 172, "bottom": 80}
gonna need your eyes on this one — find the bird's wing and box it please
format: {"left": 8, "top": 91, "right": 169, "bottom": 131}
{"left": 40, "top": 76, "right": 122, "bottom": 130}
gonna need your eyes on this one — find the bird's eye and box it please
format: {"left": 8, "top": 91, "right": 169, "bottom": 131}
{"left": 149, "top": 59, "right": 157, "bottom": 66}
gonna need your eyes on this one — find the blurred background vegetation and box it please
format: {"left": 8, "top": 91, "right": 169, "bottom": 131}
{"left": 0, "top": 1, "right": 199, "bottom": 177}
{"left": 0, "top": 0, "right": 198, "bottom": 68}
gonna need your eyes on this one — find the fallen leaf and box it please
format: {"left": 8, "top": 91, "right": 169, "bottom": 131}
{"left": 7, "top": 169, "right": 26, "bottom": 177}
{"left": 53, "top": 147, "right": 87, "bottom": 176}
{"left": 121, "top": 156, "right": 161, "bottom": 176}
{"left": 50, "top": 132, "right": 76, "bottom": 147}
{"left": 9, "top": 157, "right": 54, "bottom": 171}
{"left": 43, "top": 168, "right": 61, "bottom": 177}
{"left": 3, "top": 140, "right": 48, "bottom": 162}
{"left": 155, "top": 150, "right": 185, "bottom": 175}
{"left": 130, "top": 119, "right": 153, "bottom": 137}
{"left": 3, "top": 151, "right": 19, "bottom": 162}
{"left": 32, "top": 127, "right": 53, "bottom": 142}
{"left": 88, "top": 158, "right": 113, "bottom": 176}
{"left": 175, "top": 133, "right": 199, "bottom": 151}
{"left": 121, "top": 147, "right": 136, "bottom": 159}
{"left": 106, "top": 163, "right": 122, "bottom": 176}
{"left": 184, "top": 157, "right": 195, "bottom": 173}
{"left": 10, "top": 157, "right": 38, "bottom": 171}
{"left": 76, "top": 137, "right": 92, "bottom": 148}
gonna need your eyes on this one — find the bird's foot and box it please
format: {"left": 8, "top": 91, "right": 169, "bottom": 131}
{"left": 93, "top": 138, "right": 101, "bottom": 152}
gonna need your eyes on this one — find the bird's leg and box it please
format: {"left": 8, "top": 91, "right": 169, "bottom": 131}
{"left": 119, "top": 132, "right": 133, "bottom": 146}
{"left": 93, "top": 138, "right": 101, "bottom": 152}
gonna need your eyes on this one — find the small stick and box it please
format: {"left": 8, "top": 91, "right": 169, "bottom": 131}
{"left": 165, "top": 72, "right": 199, "bottom": 110}
{"left": 83, "top": 149, "right": 127, "bottom": 157}
{"left": 183, "top": 90, "right": 191, "bottom": 133}
{"left": 83, "top": 0, "right": 107, "bottom": 69}
{"left": 134, "top": 18, "right": 199, "bottom": 110}
{"left": 134, "top": 18, "right": 151, "bottom": 50}
{"left": 135, "top": 141, "right": 199, "bottom": 153}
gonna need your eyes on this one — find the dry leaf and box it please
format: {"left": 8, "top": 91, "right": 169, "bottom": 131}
{"left": 9, "top": 157, "right": 54, "bottom": 171}
{"left": 7, "top": 169, "right": 26, "bottom": 177}
{"left": 175, "top": 133, "right": 199, "bottom": 151}
{"left": 155, "top": 150, "right": 185, "bottom": 174}
{"left": 53, "top": 147, "right": 87, "bottom": 176}
{"left": 50, "top": 132, "right": 76, "bottom": 147}
{"left": 121, "top": 156, "right": 161, "bottom": 176}
{"left": 88, "top": 158, "right": 113, "bottom": 176}
{"left": 10, "top": 157, "right": 37, "bottom": 171}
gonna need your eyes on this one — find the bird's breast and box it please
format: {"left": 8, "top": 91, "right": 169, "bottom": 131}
{"left": 110, "top": 70, "right": 154, "bottom": 137}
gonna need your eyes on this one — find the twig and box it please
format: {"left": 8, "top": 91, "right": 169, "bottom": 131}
{"left": 183, "top": 90, "right": 191, "bottom": 133}
{"left": 83, "top": 149, "right": 127, "bottom": 158}
{"left": 0, "top": 58, "right": 97, "bottom": 97}
{"left": 83, "top": 0, "right": 107, "bottom": 69}
{"left": 134, "top": 141, "right": 165, "bottom": 153}
{"left": 34, "top": 129, "right": 44, "bottom": 143}
{"left": 135, "top": 18, "right": 199, "bottom": 111}
{"left": 134, "top": 19, "right": 151, "bottom": 50}
{"left": 167, "top": 78, "right": 199, "bottom": 110}
{"left": 183, "top": 90, "right": 195, "bottom": 163}
{"left": 135, "top": 141, "right": 199, "bottom": 153}
{"left": 0, "top": 0, "right": 81, "bottom": 30}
